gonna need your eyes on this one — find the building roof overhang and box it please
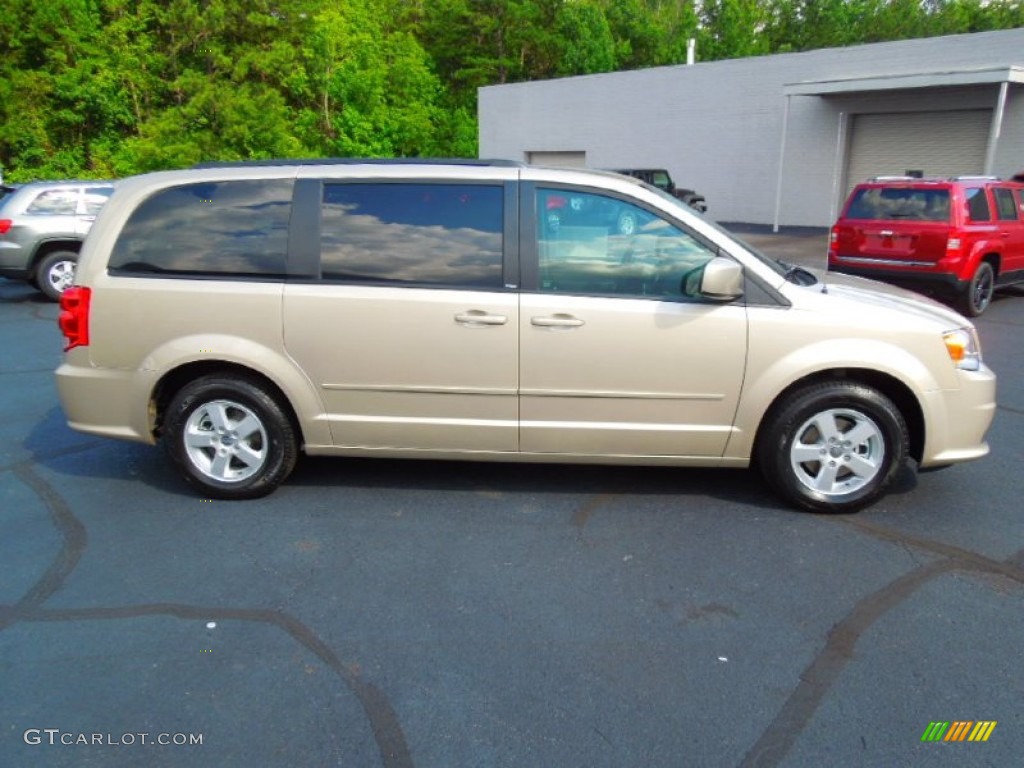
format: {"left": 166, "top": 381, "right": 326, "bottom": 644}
{"left": 783, "top": 65, "right": 1024, "bottom": 96}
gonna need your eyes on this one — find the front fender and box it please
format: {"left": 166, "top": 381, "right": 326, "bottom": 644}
{"left": 726, "top": 337, "right": 941, "bottom": 459}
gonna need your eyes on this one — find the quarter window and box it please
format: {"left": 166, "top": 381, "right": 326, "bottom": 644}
{"left": 320, "top": 183, "right": 504, "bottom": 288}
{"left": 109, "top": 180, "right": 292, "bottom": 277}
{"left": 965, "top": 187, "right": 991, "bottom": 222}
{"left": 536, "top": 188, "right": 717, "bottom": 299}
{"left": 81, "top": 187, "right": 113, "bottom": 216}
{"left": 993, "top": 187, "right": 1018, "bottom": 221}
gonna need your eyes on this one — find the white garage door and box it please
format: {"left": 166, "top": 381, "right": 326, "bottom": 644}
{"left": 846, "top": 110, "right": 990, "bottom": 192}
{"left": 526, "top": 151, "right": 587, "bottom": 168}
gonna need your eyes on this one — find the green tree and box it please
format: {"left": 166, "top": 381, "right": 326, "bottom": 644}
{"left": 555, "top": 0, "right": 616, "bottom": 76}
{"left": 698, "top": 0, "right": 771, "bottom": 60}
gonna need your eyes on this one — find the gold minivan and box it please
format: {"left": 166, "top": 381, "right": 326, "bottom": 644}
{"left": 56, "top": 161, "right": 996, "bottom": 512}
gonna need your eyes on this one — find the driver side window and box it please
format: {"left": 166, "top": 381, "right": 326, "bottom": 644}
{"left": 536, "top": 188, "right": 716, "bottom": 299}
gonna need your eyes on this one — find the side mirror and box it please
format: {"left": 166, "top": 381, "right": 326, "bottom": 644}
{"left": 699, "top": 257, "right": 744, "bottom": 302}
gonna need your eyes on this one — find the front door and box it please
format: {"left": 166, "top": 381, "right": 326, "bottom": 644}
{"left": 519, "top": 186, "right": 747, "bottom": 457}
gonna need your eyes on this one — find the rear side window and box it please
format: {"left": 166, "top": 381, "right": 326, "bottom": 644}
{"left": 320, "top": 182, "right": 504, "bottom": 288}
{"left": 965, "top": 187, "right": 991, "bottom": 222}
{"left": 110, "top": 180, "right": 292, "bottom": 277}
{"left": 845, "top": 188, "right": 950, "bottom": 221}
{"left": 26, "top": 189, "right": 79, "bottom": 215}
{"left": 993, "top": 187, "right": 1018, "bottom": 221}
{"left": 81, "top": 187, "right": 113, "bottom": 216}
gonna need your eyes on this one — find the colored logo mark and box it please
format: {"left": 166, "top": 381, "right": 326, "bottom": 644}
{"left": 921, "top": 721, "right": 997, "bottom": 742}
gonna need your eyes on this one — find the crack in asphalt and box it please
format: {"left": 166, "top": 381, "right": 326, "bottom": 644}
{"left": 2, "top": 463, "right": 414, "bottom": 768}
{"left": 739, "top": 518, "right": 1024, "bottom": 768}
{"left": 7, "top": 450, "right": 1021, "bottom": 767}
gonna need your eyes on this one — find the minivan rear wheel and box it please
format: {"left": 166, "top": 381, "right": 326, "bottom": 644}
{"left": 164, "top": 375, "right": 298, "bottom": 499}
{"left": 959, "top": 261, "right": 995, "bottom": 317}
{"left": 757, "top": 382, "right": 908, "bottom": 513}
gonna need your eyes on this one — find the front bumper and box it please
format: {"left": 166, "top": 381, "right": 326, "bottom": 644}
{"left": 919, "top": 366, "right": 997, "bottom": 468}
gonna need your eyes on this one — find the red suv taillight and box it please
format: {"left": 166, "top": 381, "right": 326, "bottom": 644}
{"left": 59, "top": 286, "right": 91, "bottom": 350}
{"left": 0, "top": 219, "right": 12, "bottom": 234}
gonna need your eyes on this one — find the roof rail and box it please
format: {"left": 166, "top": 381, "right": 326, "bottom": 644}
{"left": 951, "top": 175, "right": 999, "bottom": 181}
{"left": 191, "top": 157, "right": 525, "bottom": 169}
{"left": 868, "top": 175, "right": 920, "bottom": 181}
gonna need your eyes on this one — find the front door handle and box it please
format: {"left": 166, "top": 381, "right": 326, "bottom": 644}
{"left": 455, "top": 310, "right": 508, "bottom": 326}
{"left": 531, "top": 314, "right": 585, "bottom": 328}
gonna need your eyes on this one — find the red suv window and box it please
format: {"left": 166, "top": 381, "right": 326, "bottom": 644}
{"left": 965, "top": 187, "right": 991, "bottom": 222}
{"left": 993, "top": 187, "right": 1019, "bottom": 220}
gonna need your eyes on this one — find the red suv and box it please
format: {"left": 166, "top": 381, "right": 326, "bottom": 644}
{"left": 828, "top": 175, "right": 1024, "bottom": 316}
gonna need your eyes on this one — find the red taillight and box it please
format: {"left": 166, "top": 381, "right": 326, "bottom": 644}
{"left": 58, "top": 286, "right": 91, "bottom": 350}
{"left": 0, "top": 219, "right": 12, "bottom": 234}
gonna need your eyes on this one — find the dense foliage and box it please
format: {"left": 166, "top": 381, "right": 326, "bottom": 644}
{"left": 1, "top": 0, "right": 1022, "bottom": 181}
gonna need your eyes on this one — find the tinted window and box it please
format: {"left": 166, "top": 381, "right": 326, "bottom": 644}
{"left": 27, "top": 188, "right": 79, "bottom": 215}
{"left": 536, "top": 188, "right": 717, "bottom": 299}
{"left": 846, "top": 187, "right": 949, "bottom": 221}
{"left": 110, "top": 180, "right": 292, "bottom": 276}
{"left": 965, "top": 187, "right": 991, "bottom": 222}
{"left": 993, "top": 187, "right": 1018, "bottom": 221}
{"left": 321, "top": 183, "right": 503, "bottom": 288}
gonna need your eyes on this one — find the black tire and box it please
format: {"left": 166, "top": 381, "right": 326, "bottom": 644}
{"left": 35, "top": 250, "right": 78, "bottom": 301}
{"left": 756, "top": 382, "right": 908, "bottom": 513}
{"left": 164, "top": 375, "right": 298, "bottom": 500}
{"left": 958, "top": 261, "right": 995, "bottom": 317}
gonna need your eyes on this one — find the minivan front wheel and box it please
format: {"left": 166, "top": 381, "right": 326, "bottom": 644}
{"left": 164, "top": 376, "right": 298, "bottom": 499}
{"left": 757, "top": 382, "right": 908, "bottom": 513}
{"left": 959, "top": 261, "right": 995, "bottom": 317}
{"left": 36, "top": 250, "right": 78, "bottom": 301}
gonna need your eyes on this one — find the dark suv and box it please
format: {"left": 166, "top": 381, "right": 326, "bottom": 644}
{"left": 613, "top": 169, "right": 707, "bottom": 213}
{"left": 0, "top": 180, "right": 115, "bottom": 300}
{"left": 829, "top": 176, "right": 1024, "bottom": 316}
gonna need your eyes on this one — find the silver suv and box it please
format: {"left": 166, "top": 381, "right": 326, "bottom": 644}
{"left": 56, "top": 160, "right": 996, "bottom": 512}
{"left": 0, "top": 180, "right": 115, "bottom": 300}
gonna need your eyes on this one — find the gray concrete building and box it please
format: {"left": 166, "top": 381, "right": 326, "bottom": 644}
{"left": 478, "top": 28, "right": 1024, "bottom": 228}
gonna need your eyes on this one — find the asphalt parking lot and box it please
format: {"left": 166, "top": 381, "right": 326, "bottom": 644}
{"left": 2, "top": 230, "right": 1022, "bottom": 767}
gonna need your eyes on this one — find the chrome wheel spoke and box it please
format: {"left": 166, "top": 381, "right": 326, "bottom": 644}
{"left": 185, "top": 429, "right": 217, "bottom": 449}
{"left": 791, "top": 443, "right": 824, "bottom": 463}
{"left": 234, "top": 443, "right": 264, "bottom": 469}
{"left": 846, "top": 452, "right": 880, "bottom": 479}
{"left": 843, "top": 420, "right": 877, "bottom": 449}
{"left": 206, "top": 403, "right": 231, "bottom": 433}
{"left": 810, "top": 461, "right": 841, "bottom": 492}
{"left": 234, "top": 414, "right": 262, "bottom": 442}
{"left": 209, "top": 451, "right": 232, "bottom": 479}
{"left": 811, "top": 412, "right": 841, "bottom": 443}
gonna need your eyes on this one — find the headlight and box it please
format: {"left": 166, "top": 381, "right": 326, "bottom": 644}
{"left": 943, "top": 328, "right": 982, "bottom": 371}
